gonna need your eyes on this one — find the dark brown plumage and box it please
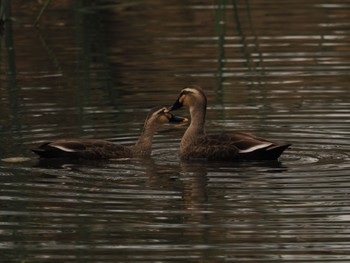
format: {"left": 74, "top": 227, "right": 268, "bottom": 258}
{"left": 32, "top": 107, "right": 187, "bottom": 159}
{"left": 32, "top": 139, "right": 133, "bottom": 159}
{"left": 168, "top": 85, "right": 291, "bottom": 161}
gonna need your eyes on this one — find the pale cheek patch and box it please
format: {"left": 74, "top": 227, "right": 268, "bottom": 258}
{"left": 159, "top": 115, "right": 168, "bottom": 122}
{"left": 184, "top": 88, "right": 200, "bottom": 95}
{"left": 179, "top": 95, "right": 185, "bottom": 104}
{"left": 239, "top": 143, "right": 273, "bottom": 153}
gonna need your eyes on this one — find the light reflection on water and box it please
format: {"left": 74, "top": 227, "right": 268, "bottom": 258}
{"left": 1, "top": 0, "right": 350, "bottom": 262}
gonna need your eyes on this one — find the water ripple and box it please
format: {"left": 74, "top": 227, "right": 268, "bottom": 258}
{"left": 1, "top": 0, "right": 350, "bottom": 262}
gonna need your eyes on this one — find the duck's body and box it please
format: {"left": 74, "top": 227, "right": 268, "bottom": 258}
{"left": 168, "top": 86, "right": 291, "bottom": 161}
{"left": 32, "top": 139, "right": 134, "bottom": 159}
{"left": 32, "top": 107, "right": 187, "bottom": 159}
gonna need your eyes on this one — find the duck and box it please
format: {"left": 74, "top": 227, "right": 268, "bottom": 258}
{"left": 32, "top": 106, "right": 188, "bottom": 159}
{"left": 167, "top": 85, "right": 291, "bottom": 161}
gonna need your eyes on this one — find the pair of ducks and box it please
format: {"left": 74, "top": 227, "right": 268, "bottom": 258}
{"left": 33, "top": 86, "right": 291, "bottom": 161}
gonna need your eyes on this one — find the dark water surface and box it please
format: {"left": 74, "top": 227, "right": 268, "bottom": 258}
{"left": 1, "top": 0, "right": 350, "bottom": 262}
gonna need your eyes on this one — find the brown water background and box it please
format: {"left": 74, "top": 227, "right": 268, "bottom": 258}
{"left": 1, "top": 1, "right": 350, "bottom": 262}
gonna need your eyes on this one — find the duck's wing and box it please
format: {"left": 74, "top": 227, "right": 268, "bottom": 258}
{"left": 227, "top": 132, "right": 291, "bottom": 160}
{"left": 32, "top": 139, "right": 132, "bottom": 159}
{"left": 183, "top": 133, "right": 290, "bottom": 161}
{"left": 226, "top": 132, "right": 274, "bottom": 152}
{"left": 231, "top": 131, "right": 273, "bottom": 143}
{"left": 183, "top": 134, "right": 240, "bottom": 161}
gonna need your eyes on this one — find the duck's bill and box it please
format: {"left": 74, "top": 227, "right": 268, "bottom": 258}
{"left": 167, "top": 99, "right": 183, "bottom": 112}
{"left": 169, "top": 114, "right": 189, "bottom": 123}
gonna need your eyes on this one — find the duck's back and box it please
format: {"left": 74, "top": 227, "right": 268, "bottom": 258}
{"left": 180, "top": 133, "right": 239, "bottom": 161}
{"left": 180, "top": 132, "right": 290, "bottom": 161}
{"left": 32, "top": 139, "right": 133, "bottom": 159}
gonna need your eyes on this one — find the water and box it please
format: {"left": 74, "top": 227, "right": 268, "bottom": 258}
{"left": 1, "top": 0, "right": 350, "bottom": 262}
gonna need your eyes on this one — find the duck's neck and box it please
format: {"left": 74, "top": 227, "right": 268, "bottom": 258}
{"left": 180, "top": 103, "right": 206, "bottom": 152}
{"left": 132, "top": 122, "right": 157, "bottom": 157}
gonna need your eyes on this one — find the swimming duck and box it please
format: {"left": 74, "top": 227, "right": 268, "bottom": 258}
{"left": 32, "top": 106, "right": 187, "bottom": 159}
{"left": 167, "top": 85, "right": 291, "bottom": 161}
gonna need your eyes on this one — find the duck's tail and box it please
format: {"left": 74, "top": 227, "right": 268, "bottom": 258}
{"left": 238, "top": 144, "right": 291, "bottom": 160}
{"left": 264, "top": 144, "right": 291, "bottom": 160}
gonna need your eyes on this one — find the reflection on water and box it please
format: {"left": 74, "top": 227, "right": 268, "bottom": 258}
{"left": 1, "top": 0, "right": 350, "bottom": 262}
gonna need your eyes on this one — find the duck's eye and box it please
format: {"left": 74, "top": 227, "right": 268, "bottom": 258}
{"left": 157, "top": 108, "right": 167, "bottom": 115}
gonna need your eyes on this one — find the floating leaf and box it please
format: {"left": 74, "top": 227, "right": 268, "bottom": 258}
{"left": 1, "top": 157, "right": 32, "bottom": 163}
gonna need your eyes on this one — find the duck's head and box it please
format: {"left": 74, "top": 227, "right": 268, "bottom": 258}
{"left": 167, "top": 85, "right": 207, "bottom": 112}
{"left": 145, "top": 106, "right": 188, "bottom": 127}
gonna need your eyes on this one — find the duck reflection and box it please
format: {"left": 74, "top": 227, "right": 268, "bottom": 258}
{"left": 142, "top": 159, "right": 181, "bottom": 190}
{"left": 140, "top": 158, "right": 209, "bottom": 207}
{"left": 32, "top": 157, "right": 111, "bottom": 170}
{"left": 30, "top": 154, "right": 293, "bottom": 262}
{"left": 180, "top": 161, "right": 208, "bottom": 206}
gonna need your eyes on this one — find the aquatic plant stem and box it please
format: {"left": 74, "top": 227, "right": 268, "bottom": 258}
{"left": 34, "top": 0, "right": 53, "bottom": 26}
